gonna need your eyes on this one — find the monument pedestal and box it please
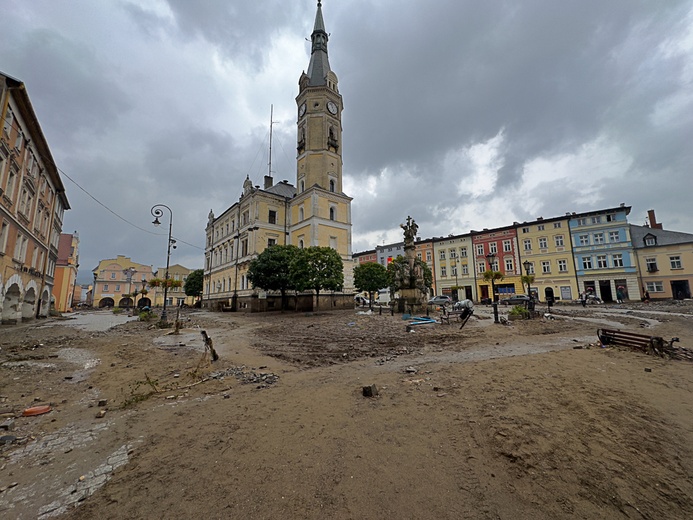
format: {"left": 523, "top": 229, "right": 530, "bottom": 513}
{"left": 396, "top": 288, "right": 427, "bottom": 315}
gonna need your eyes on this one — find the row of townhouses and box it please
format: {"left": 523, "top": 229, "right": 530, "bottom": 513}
{"left": 1, "top": 72, "right": 70, "bottom": 323}
{"left": 355, "top": 207, "right": 692, "bottom": 304}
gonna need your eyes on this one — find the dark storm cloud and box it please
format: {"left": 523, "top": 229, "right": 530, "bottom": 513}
{"left": 1, "top": 0, "right": 691, "bottom": 276}
{"left": 160, "top": 0, "right": 305, "bottom": 70}
{"left": 2, "top": 29, "right": 132, "bottom": 149}
{"left": 332, "top": 0, "right": 692, "bottom": 247}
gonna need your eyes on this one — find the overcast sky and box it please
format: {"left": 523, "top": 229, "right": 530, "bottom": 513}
{"left": 2, "top": 0, "right": 692, "bottom": 283}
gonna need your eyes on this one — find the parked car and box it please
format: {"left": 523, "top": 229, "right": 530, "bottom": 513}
{"left": 354, "top": 295, "right": 370, "bottom": 306}
{"left": 428, "top": 295, "right": 453, "bottom": 306}
{"left": 499, "top": 294, "right": 532, "bottom": 306}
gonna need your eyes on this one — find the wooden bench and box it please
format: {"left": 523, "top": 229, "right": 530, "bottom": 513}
{"left": 440, "top": 308, "right": 474, "bottom": 329}
{"left": 597, "top": 328, "right": 669, "bottom": 357}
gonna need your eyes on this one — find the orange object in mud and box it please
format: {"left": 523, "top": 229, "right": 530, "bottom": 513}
{"left": 22, "top": 405, "right": 52, "bottom": 416}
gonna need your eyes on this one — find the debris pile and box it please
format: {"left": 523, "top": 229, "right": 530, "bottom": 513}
{"left": 208, "top": 366, "right": 280, "bottom": 388}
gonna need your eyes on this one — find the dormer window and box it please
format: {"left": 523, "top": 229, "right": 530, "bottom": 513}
{"left": 644, "top": 235, "right": 656, "bottom": 247}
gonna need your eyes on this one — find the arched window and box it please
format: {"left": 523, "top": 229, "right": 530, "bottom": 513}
{"left": 329, "top": 207, "right": 335, "bottom": 221}
{"left": 329, "top": 180, "right": 335, "bottom": 192}
{"left": 299, "top": 207, "right": 304, "bottom": 221}
{"left": 299, "top": 239, "right": 304, "bottom": 249}
{"left": 300, "top": 180, "right": 305, "bottom": 192}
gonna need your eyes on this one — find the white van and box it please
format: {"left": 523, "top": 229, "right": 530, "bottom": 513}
{"left": 377, "top": 289, "right": 392, "bottom": 304}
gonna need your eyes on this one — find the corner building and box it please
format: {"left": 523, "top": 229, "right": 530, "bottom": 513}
{"left": 204, "top": 1, "right": 354, "bottom": 311}
{"left": 1, "top": 72, "right": 70, "bottom": 323}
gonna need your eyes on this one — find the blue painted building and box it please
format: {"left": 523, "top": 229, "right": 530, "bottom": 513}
{"left": 569, "top": 205, "right": 638, "bottom": 302}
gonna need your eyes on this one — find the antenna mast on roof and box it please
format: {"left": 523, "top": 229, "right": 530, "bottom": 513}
{"left": 268, "top": 105, "right": 278, "bottom": 178}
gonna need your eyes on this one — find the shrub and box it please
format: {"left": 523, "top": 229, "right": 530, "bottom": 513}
{"left": 138, "top": 310, "right": 154, "bottom": 322}
{"left": 508, "top": 305, "right": 530, "bottom": 318}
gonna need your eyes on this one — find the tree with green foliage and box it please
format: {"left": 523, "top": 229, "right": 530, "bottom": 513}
{"left": 353, "top": 262, "right": 389, "bottom": 310}
{"left": 386, "top": 255, "right": 433, "bottom": 297}
{"left": 291, "top": 246, "right": 344, "bottom": 311}
{"left": 247, "top": 245, "right": 300, "bottom": 310}
{"left": 184, "top": 269, "right": 204, "bottom": 299}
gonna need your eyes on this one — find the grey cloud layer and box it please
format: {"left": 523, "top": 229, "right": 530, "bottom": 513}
{"left": 0, "top": 0, "right": 690, "bottom": 280}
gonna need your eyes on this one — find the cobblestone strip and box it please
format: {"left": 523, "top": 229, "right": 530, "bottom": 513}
{"left": 36, "top": 444, "right": 132, "bottom": 518}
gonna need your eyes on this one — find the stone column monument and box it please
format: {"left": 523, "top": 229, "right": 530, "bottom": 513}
{"left": 393, "top": 216, "right": 428, "bottom": 313}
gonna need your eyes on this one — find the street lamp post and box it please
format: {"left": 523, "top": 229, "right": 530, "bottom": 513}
{"left": 151, "top": 204, "right": 175, "bottom": 324}
{"left": 523, "top": 260, "right": 532, "bottom": 298}
{"left": 92, "top": 271, "right": 98, "bottom": 307}
{"left": 486, "top": 252, "right": 499, "bottom": 324}
{"left": 123, "top": 267, "right": 137, "bottom": 316}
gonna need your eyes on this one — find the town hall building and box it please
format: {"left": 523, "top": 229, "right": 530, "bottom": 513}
{"left": 203, "top": 1, "right": 355, "bottom": 311}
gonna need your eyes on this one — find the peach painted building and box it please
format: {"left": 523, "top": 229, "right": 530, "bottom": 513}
{"left": 52, "top": 232, "right": 79, "bottom": 312}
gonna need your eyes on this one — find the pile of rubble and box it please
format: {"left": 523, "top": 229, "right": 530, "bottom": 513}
{"left": 208, "top": 366, "right": 280, "bottom": 389}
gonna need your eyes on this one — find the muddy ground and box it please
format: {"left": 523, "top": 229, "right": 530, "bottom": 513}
{"left": 1, "top": 301, "right": 692, "bottom": 519}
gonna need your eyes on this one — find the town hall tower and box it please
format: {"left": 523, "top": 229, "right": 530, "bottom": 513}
{"left": 291, "top": 1, "right": 354, "bottom": 280}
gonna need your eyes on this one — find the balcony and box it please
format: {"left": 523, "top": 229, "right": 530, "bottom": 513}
{"left": 647, "top": 266, "right": 658, "bottom": 273}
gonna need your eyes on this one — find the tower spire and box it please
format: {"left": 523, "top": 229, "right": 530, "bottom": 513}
{"left": 306, "top": 0, "right": 331, "bottom": 86}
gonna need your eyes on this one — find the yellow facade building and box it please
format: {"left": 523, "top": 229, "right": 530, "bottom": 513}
{"left": 631, "top": 224, "right": 693, "bottom": 300}
{"left": 515, "top": 216, "right": 578, "bottom": 302}
{"left": 92, "top": 256, "right": 155, "bottom": 309}
{"left": 432, "top": 234, "right": 476, "bottom": 301}
{"left": 151, "top": 263, "right": 196, "bottom": 307}
{"left": 204, "top": 2, "right": 354, "bottom": 311}
{"left": 1, "top": 71, "right": 70, "bottom": 323}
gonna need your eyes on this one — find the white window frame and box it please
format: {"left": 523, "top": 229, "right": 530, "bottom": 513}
{"left": 646, "top": 281, "right": 663, "bottom": 292}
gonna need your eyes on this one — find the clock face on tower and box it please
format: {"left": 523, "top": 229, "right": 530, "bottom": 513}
{"left": 327, "top": 101, "right": 338, "bottom": 115}
{"left": 299, "top": 103, "right": 307, "bottom": 118}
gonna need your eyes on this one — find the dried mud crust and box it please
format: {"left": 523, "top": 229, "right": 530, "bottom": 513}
{"left": 250, "top": 310, "right": 594, "bottom": 367}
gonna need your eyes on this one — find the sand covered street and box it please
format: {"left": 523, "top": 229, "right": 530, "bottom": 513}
{"left": 1, "top": 302, "right": 692, "bottom": 519}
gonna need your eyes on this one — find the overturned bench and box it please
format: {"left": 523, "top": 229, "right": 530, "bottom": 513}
{"left": 597, "top": 328, "right": 679, "bottom": 358}
{"left": 441, "top": 303, "right": 474, "bottom": 330}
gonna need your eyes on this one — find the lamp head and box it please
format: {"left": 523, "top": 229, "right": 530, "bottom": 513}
{"left": 152, "top": 217, "right": 161, "bottom": 227}
{"left": 523, "top": 260, "right": 531, "bottom": 271}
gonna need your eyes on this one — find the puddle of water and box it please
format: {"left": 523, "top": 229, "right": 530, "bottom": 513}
{"left": 42, "top": 312, "right": 138, "bottom": 332}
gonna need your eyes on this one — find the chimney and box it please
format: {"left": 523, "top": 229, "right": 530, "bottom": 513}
{"left": 264, "top": 175, "right": 273, "bottom": 189}
{"left": 647, "top": 209, "right": 663, "bottom": 229}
